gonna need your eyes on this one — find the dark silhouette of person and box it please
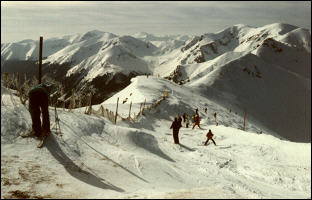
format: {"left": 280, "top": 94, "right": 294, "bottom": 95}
{"left": 27, "top": 82, "right": 56, "bottom": 139}
{"left": 170, "top": 117, "right": 182, "bottom": 144}
{"left": 195, "top": 108, "right": 199, "bottom": 115}
{"left": 177, "top": 114, "right": 182, "bottom": 124}
{"left": 182, "top": 113, "right": 187, "bottom": 122}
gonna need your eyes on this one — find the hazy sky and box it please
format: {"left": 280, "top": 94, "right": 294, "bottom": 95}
{"left": 1, "top": 1, "right": 311, "bottom": 43}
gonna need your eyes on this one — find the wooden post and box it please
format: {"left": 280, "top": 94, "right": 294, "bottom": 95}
{"left": 114, "top": 97, "right": 119, "bottom": 124}
{"left": 110, "top": 111, "right": 114, "bottom": 121}
{"left": 143, "top": 98, "right": 146, "bottom": 112}
{"left": 128, "top": 101, "right": 132, "bottom": 119}
{"left": 243, "top": 105, "right": 247, "bottom": 131}
{"left": 139, "top": 103, "right": 142, "bottom": 114}
{"left": 101, "top": 105, "right": 105, "bottom": 117}
{"left": 38, "top": 36, "right": 43, "bottom": 84}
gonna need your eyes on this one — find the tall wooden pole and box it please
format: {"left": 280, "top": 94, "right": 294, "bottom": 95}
{"left": 114, "top": 97, "right": 119, "bottom": 124}
{"left": 38, "top": 36, "right": 43, "bottom": 84}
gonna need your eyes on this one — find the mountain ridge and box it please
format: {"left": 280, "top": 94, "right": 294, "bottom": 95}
{"left": 1, "top": 22, "right": 310, "bottom": 142}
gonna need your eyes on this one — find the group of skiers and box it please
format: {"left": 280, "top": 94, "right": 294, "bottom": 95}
{"left": 24, "top": 81, "right": 216, "bottom": 148}
{"left": 170, "top": 108, "right": 216, "bottom": 146}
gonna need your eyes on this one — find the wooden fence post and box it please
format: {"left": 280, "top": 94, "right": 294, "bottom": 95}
{"left": 142, "top": 98, "right": 146, "bottom": 113}
{"left": 128, "top": 101, "right": 132, "bottom": 119}
{"left": 139, "top": 103, "right": 142, "bottom": 114}
{"left": 243, "top": 105, "right": 247, "bottom": 131}
{"left": 114, "top": 97, "right": 119, "bottom": 124}
{"left": 100, "top": 105, "right": 104, "bottom": 117}
{"left": 143, "top": 98, "right": 146, "bottom": 109}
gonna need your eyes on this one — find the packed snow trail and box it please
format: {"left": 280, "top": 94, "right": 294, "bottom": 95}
{"left": 1, "top": 75, "right": 311, "bottom": 198}
{"left": 1, "top": 101, "right": 310, "bottom": 198}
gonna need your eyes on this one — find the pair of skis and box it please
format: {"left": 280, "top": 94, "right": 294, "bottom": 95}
{"left": 20, "top": 126, "right": 61, "bottom": 148}
{"left": 20, "top": 130, "right": 48, "bottom": 148}
{"left": 21, "top": 106, "right": 62, "bottom": 148}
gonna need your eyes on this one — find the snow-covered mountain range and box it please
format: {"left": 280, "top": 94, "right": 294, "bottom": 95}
{"left": 1, "top": 23, "right": 311, "bottom": 198}
{"left": 1, "top": 23, "right": 311, "bottom": 142}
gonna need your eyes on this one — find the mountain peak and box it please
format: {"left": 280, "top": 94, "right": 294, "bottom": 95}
{"left": 80, "top": 30, "right": 116, "bottom": 41}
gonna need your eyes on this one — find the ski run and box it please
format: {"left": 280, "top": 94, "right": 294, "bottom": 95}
{"left": 1, "top": 75, "right": 310, "bottom": 199}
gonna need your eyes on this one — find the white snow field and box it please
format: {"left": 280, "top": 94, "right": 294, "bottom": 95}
{"left": 1, "top": 76, "right": 310, "bottom": 199}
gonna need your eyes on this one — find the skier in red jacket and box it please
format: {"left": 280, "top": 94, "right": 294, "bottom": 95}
{"left": 192, "top": 114, "right": 201, "bottom": 129}
{"left": 204, "top": 129, "right": 216, "bottom": 146}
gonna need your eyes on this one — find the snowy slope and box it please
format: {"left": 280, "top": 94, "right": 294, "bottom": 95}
{"left": 96, "top": 76, "right": 260, "bottom": 133}
{"left": 1, "top": 79, "right": 310, "bottom": 199}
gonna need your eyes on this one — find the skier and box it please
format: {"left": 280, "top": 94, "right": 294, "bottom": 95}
{"left": 195, "top": 108, "right": 199, "bottom": 115}
{"left": 182, "top": 113, "right": 187, "bottom": 123}
{"left": 204, "top": 129, "right": 216, "bottom": 146}
{"left": 177, "top": 114, "right": 182, "bottom": 124}
{"left": 192, "top": 114, "right": 201, "bottom": 129}
{"left": 185, "top": 113, "right": 189, "bottom": 128}
{"left": 23, "top": 82, "right": 57, "bottom": 139}
{"left": 191, "top": 115, "right": 195, "bottom": 125}
{"left": 170, "top": 117, "right": 182, "bottom": 144}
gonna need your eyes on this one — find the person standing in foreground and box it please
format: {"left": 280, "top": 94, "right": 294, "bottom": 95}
{"left": 170, "top": 117, "right": 182, "bottom": 144}
{"left": 24, "top": 82, "right": 56, "bottom": 139}
{"left": 204, "top": 129, "right": 216, "bottom": 146}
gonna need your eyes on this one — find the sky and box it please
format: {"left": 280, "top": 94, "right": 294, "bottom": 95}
{"left": 1, "top": 1, "right": 311, "bottom": 43}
